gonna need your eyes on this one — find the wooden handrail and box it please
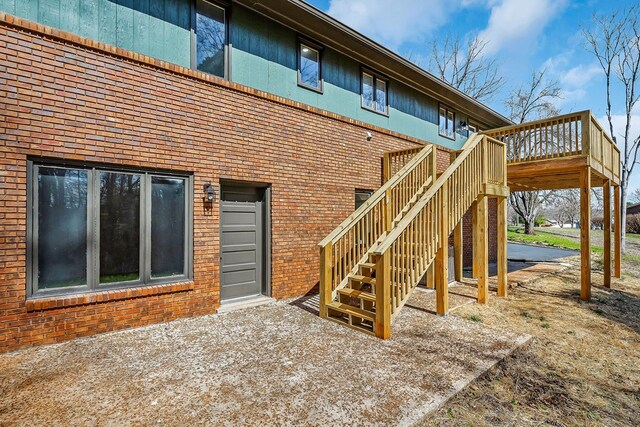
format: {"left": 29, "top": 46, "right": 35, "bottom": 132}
{"left": 318, "top": 143, "right": 437, "bottom": 317}
{"left": 370, "top": 134, "right": 506, "bottom": 325}
{"left": 373, "top": 134, "right": 489, "bottom": 255}
{"left": 318, "top": 144, "right": 434, "bottom": 248}
{"left": 383, "top": 146, "right": 424, "bottom": 181}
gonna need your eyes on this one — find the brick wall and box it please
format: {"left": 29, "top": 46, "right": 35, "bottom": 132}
{"left": 0, "top": 17, "right": 494, "bottom": 352}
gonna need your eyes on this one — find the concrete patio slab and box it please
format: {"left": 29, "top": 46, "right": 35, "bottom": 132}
{"left": 0, "top": 289, "right": 529, "bottom": 427}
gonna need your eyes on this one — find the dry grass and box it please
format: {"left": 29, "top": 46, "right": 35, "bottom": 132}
{"left": 423, "top": 256, "right": 640, "bottom": 427}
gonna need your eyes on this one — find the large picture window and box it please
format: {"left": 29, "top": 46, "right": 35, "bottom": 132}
{"left": 361, "top": 70, "right": 388, "bottom": 115}
{"left": 28, "top": 162, "right": 193, "bottom": 298}
{"left": 195, "top": 0, "right": 227, "bottom": 78}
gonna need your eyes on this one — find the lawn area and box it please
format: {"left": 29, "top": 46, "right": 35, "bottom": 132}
{"left": 425, "top": 256, "right": 640, "bottom": 426}
{"left": 508, "top": 226, "right": 640, "bottom": 270}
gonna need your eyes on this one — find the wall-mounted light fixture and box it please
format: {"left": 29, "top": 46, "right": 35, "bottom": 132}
{"left": 203, "top": 182, "right": 215, "bottom": 202}
{"left": 366, "top": 131, "right": 373, "bottom": 142}
{"left": 458, "top": 120, "right": 468, "bottom": 131}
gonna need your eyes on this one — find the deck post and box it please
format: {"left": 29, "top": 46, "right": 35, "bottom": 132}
{"left": 451, "top": 150, "right": 463, "bottom": 283}
{"left": 580, "top": 167, "right": 591, "bottom": 301}
{"left": 319, "top": 241, "right": 332, "bottom": 319}
{"left": 435, "top": 182, "right": 449, "bottom": 316}
{"left": 374, "top": 251, "right": 391, "bottom": 339}
{"left": 497, "top": 196, "right": 508, "bottom": 297}
{"left": 382, "top": 152, "right": 391, "bottom": 183}
{"left": 453, "top": 221, "right": 463, "bottom": 282}
{"left": 426, "top": 263, "right": 435, "bottom": 289}
{"left": 603, "top": 180, "right": 611, "bottom": 288}
{"left": 471, "top": 201, "right": 478, "bottom": 278}
{"left": 614, "top": 185, "right": 621, "bottom": 278}
{"left": 476, "top": 195, "right": 489, "bottom": 304}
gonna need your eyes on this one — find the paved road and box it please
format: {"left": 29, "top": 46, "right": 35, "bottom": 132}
{"left": 507, "top": 242, "right": 578, "bottom": 262}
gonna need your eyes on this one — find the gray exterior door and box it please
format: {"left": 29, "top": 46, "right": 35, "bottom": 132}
{"left": 220, "top": 185, "right": 265, "bottom": 301}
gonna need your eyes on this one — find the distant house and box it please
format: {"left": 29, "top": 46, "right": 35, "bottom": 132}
{"left": 628, "top": 203, "right": 640, "bottom": 216}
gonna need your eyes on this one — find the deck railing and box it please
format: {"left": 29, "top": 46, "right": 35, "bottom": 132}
{"left": 371, "top": 135, "right": 506, "bottom": 330}
{"left": 318, "top": 144, "right": 436, "bottom": 311}
{"left": 382, "top": 146, "right": 424, "bottom": 181}
{"left": 484, "top": 110, "right": 621, "bottom": 184}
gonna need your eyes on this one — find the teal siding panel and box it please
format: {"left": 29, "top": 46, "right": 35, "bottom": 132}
{"left": 78, "top": 0, "right": 99, "bottom": 41}
{"left": 99, "top": 0, "right": 117, "bottom": 46}
{"left": 38, "top": 0, "right": 60, "bottom": 28}
{"left": 60, "top": 0, "right": 80, "bottom": 35}
{"left": 148, "top": 0, "right": 165, "bottom": 61}
{"left": 15, "top": 0, "right": 38, "bottom": 22}
{"left": 116, "top": 0, "right": 134, "bottom": 52}
{"left": 233, "top": 50, "right": 269, "bottom": 92}
{"left": 162, "top": 0, "right": 190, "bottom": 67}
{"left": 132, "top": 0, "right": 151, "bottom": 57}
{"left": 0, "top": 0, "right": 15, "bottom": 15}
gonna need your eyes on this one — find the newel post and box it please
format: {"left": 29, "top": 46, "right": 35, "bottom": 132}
{"left": 374, "top": 250, "right": 391, "bottom": 339}
{"left": 319, "top": 241, "right": 332, "bottom": 319}
{"left": 581, "top": 111, "right": 591, "bottom": 157}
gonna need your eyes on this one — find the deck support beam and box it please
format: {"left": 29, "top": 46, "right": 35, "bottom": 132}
{"left": 471, "top": 201, "right": 478, "bottom": 278}
{"left": 319, "top": 242, "right": 332, "bottom": 319}
{"left": 435, "top": 182, "right": 449, "bottom": 316}
{"left": 614, "top": 185, "right": 621, "bottom": 278}
{"left": 603, "top": 180, "right": 611, "bottom": 288}
{"left": 374, "top": 252, "right": 391, "bottom": 339}
{"left": 475, "top": 195, "right": 489, "bottom": 304}
{"left": 497, "top": 196, "right": 508, "bottom": 297}
{"left": 580, "top": 167, "right": 591, "bottom": 301}
{"left": 453, "top": 220, "right": 463, "bottom": 282}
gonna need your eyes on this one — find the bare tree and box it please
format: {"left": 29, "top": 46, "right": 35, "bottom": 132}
{"left": 584, "top": 5, "right": 640, "bottom": 252}
{"left": 428, "top": 35, "right": 505, "bottom": 102}
{"left": 552, "top": 190, "right": 580, "bottom": 228}
{"left": 506, "top": 70, "right": 562, "bottom": 234}
{"left": 630, "top": 188, "right": 640, "bottom": 204}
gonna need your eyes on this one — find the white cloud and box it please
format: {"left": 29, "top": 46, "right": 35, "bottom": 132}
{"left": 326, "top": 0, "right": 452, "bottom": 49}
{"left": 560, "top": 63, "right": 602, "bottom": 88}
{"left": 540, "top": 52, "right": 603, "bottom": 110}
{"left": 478, "top": 0, "right": 567, "bottom": 55}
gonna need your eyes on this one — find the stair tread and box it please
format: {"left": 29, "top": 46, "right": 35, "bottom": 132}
{"left": 337, "top": 288, "right": 376, "bottom": 302}
{"left": 349, "top": 274, "right": 376, "bottom": 285}
{"left": 360, "top": 262, "right": 376, "bottom": 269}
{"left": 328, "top": 302, "right": 375, "bottom": 321}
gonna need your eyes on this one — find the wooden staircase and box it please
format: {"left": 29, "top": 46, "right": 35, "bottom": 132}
{"left": 318, "top": 134, "right": 509, "bottom": 338}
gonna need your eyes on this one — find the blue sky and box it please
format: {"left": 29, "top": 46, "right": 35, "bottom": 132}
{"left": 305, "top": 0, "right": 639, "bottom": 193}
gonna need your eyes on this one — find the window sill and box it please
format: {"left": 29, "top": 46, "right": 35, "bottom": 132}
{"left": 297, "top": 81, "right": 324, "bottom": 94}
{"left": 361, "top": 105, "right": 389, "bottom": 117}
{"left": 438, "top": 133, "right": 456, "bottom": 141}
{"left": 25, "top": 281, "right": 195, "bottom": 312}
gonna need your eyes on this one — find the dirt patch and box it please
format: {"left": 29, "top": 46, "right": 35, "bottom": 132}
{"left": 423, "top": 255, "right": 640, "bottom": 427}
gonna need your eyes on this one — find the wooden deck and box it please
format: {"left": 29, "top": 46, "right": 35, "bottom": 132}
{"left": 485, "top": 111, "right": 621, "bottom": 191}
{"left": 485, "top": 110, "right": 622, "bottom": 300}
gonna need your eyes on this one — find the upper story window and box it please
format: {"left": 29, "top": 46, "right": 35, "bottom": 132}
{"left": 298, "top": 40, "right": 323, "bottom": 92}
{"left": 27, "top": 162, "right": 193, "bottom": 299}
{"left": 439, "top": 105, "right": 455, "bottom": 140}
{"left": 195, "top": 0, "right": 227, "bottom": 78}
{"left": 361, "top": 70, "right": 388, "bottom": 115}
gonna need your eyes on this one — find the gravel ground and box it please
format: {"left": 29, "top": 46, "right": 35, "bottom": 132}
{"left": 0, "top": 283, "right": 531, "bottom": 427}
{"left": 425, "top": 254, "right": 640, "bottom": 426}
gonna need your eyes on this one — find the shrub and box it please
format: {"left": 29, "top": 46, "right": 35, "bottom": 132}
{"left": 627, "top": 213, "right": 640, "bottom": 234}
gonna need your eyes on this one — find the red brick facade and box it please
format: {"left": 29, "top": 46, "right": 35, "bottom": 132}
{"left": 0, "top": 16, "right": 494, "bottom": 353}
